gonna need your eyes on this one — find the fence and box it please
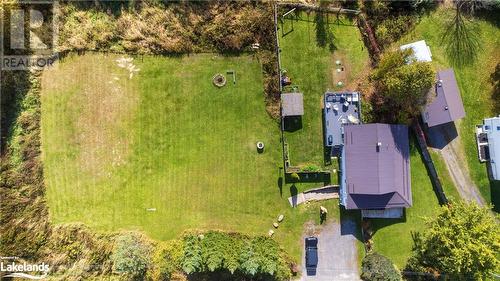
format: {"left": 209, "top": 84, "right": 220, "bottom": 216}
{"left": 412, "top": 121, "right": 449, "bottom": 205}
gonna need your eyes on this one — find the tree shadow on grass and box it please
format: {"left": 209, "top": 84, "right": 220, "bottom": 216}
{"left": 314, "top": 13, "right": 337, "bottom": 52}
{"left": 188, "top": 271, "right": 278, "bottom": 281}
{"left": 284, "top": 172, "right": 331, "bottom": 185}
{"left": 441, "top": 8, "right": 480, "bottom": 67}
{"left": 283, "top": 116, "right": 302, "bottom": 132}
{"left": 490, "top": 63, "right": 500, "bottom": 114}
{"left": 367, "top": 209, "right": 408, "bottom": 237}
{"left": 278, "top": 176, "right": 283, "bottom": 197}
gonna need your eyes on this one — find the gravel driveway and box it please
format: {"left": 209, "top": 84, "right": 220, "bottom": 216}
{"left": 427, "top": 122, "right": 486, "bottom": 206}
{"left": 300, "top": 219, "right": 361, "bottom": 281}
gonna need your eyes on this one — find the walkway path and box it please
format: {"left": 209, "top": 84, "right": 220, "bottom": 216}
{"left": 288, "top": 186, "right": 339, "bottom": 207}
{"left": 300, "top": 219, "right": 361, "bottom": 281}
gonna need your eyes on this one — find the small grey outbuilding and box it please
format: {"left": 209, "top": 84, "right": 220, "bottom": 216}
{"left": 281, "top": 93, "right": 304, "bottom": 117}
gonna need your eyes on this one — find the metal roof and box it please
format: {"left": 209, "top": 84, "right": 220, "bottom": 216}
{"left": 343, "top": 124, "right": 412, "bottom": 210}
{"left": 281, "top": 93, "right": 304, "bottom": 116}
{"left": 423, "top": 69, "right": 466, "bottom": 127}
{"left": 400, "top": 40, "right": 432, "bottom": 62}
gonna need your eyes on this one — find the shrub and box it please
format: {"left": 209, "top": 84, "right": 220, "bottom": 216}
{"left": 290, "top": 173, "right": 300, "bottom": 181}
{"left": 301, "top": 165, "right": 321, "bottom": 172}
{"left": 181, "top": 231, "right": 292, "bottom": 280}
{"left": 361, "top": 252, "right": 401, "bottom": 281}
{"left": 375, "top": 15, "right": 416, "bottom": 47}
{"left": 370, "top": 49, "right": 434, "bottom": 123}
{"left": 149, "top": 239, "right": 184, "bottom": 280}
{"left": 111, "top": 232, "right": 153, "bottom": 279}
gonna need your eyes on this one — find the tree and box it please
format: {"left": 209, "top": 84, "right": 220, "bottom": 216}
{"left": 406, "top": 201, "right": 500, "bottom": 280}
{"left": 361, "top": 252, "right": 401, "bottom": 281}
{"left": 111, "top": 232, "right": 152, "bottom": 279}
{"left": 370, "top": 49, "right": 435, "bottom": 123}
{"left": 148, "top": 239, "right": 183, "bottom": 280}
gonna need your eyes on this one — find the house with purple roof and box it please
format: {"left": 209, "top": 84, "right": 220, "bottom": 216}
{"left": 422, "top": 69, "right": 465, "bottom": 128}
{"left": 339, "top": 123, "right": 412, "bottom": 218}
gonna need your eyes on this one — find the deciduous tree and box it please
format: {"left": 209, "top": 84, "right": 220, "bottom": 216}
{"left": 370, "top": 49, "right": 434, "bottom": 123}
{"left": 111, "top": 232, "right": 152, "bottom": 279}
{"left": 406, "top": 201, "right": 500, "bottom": 280}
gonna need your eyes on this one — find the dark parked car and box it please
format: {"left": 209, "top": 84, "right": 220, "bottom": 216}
{"left": 305, "top": 236, "right": 318, "bottom": 274}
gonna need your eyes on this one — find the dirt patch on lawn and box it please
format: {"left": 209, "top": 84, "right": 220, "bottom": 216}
{"left": 331, "top": 52, "right": 373, "bottom": 96}
{"left": 331, "top": 52, "right": 349, "bottom": 88}
{"left": 41, "top": 53, "right": 139, "bottom": 178}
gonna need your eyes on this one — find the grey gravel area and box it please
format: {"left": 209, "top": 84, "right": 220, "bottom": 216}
{"left": 299, "top": 219, "right": 361, "bottom": 281}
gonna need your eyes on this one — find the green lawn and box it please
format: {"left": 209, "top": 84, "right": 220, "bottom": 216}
{"left": 276, "top": 14, "right": 370, "bottom": 265}
{"left": 41, "top": 53, "right": 338, "bottom": 260}
{"left": 395, "top": 7, "right": 500, "bottom": 208}
{"left": 278, "top": 13, "right": 369, "bottom": 168}
{"left": 371, "top": 7, "right": 500, "bottom": 267}
{"left": 370, "top": 139, "right": 444, "bottom": 268}
{"left": 429, "top": 150, "right": 462, "bottom": 202}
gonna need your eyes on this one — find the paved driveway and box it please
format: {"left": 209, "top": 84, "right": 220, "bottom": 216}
{"left": 300, "top": 219, "right": 361, "bottom": 281}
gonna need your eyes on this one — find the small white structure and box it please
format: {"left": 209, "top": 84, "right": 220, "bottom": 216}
{"left": 476, "top": 116, "right": 500, "bottom": 180}
{"left": 400, "top": 40, "right": 432, "bottom": 63}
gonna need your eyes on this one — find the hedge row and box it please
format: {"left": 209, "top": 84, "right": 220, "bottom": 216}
{"left": 180, "top": 231, "right": 292, "bottom": 280}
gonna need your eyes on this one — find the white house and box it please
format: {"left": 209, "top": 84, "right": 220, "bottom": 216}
{"left": 476, "top": 116, "right": 500, "bottom": 180}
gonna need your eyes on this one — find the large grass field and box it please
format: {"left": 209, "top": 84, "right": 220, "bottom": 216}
{"left": 41, "top": 53, "right": 338, "bottom": 260}
{"left": 395, "top": 7, "right": 500, "bottom": 208}
{"left": 279, "top": 13, "right": 369, "bottom": 169}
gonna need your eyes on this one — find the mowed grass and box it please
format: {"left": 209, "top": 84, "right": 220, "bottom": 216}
{"left": 41, "top": 53, "right": 338, "bottom": 260}
{"left": 370, "top": 139, "right": 444, "bottom": 268}
{"left": 429, "top": 150, "right": 462, "bottom": 202}
{"left": 396, "top": 7, "right": 500, "bottom": 207}
{"left": 279, "top": 13, "right": 369, "bottom": 168}
{"left": 371, "top": 7, "right": 500, "bottom": 267}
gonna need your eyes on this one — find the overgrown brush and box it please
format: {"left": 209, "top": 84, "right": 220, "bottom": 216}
{"left": 57, "top": 1, "right": 275, "bottom": 54}
{"left": 0, "top": 70, "right": 51, "bottom": 259}
{"left": 56, "top": 0, "right": 281, "bottom": 118}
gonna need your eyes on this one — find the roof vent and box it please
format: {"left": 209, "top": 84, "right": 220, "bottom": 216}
{"left": 376, "top": 142, "right": 382, "bottom": 152}
{"left": 444, "top": 106, "right": 449, "bottom": 110}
